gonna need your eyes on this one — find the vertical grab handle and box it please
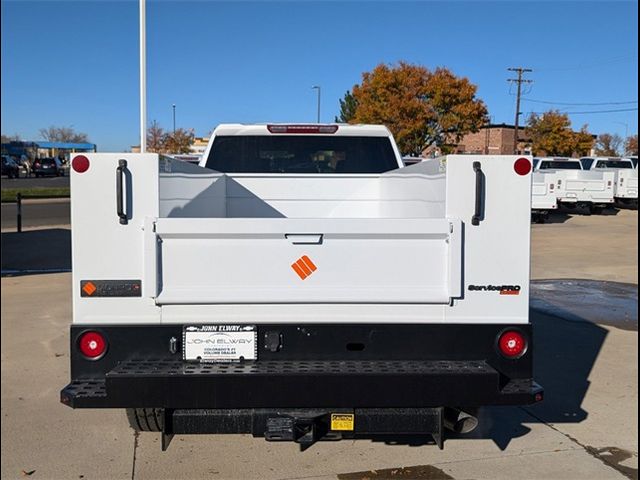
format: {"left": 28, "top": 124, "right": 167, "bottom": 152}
{"left": 471, "top": 161, "right": 483, "bottom": 226}
{"left": 116, "top": 159, "right": 128, "bottom": 225}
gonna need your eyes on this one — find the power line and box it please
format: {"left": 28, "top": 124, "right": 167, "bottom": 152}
{"left": 507, "top": 67, "right": 533, "bottom": 154}
{"left": 529, "top": 107, "right": 638, "bottom": 115}
{"left": 533, "top": 54, "right": 638, "bottom": 72}
{"left": 524, "top": 98, "right": 638, "bottom": 106}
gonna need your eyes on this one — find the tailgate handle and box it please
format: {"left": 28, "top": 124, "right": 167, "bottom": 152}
{"left": 116, "top": 159, "right": 128, "bottom": 225}
{"left": 471, "top": 161, "right": 484, "bottom": 226}
{"left": 285, "top": 234, "right": 323, "bottom": 245}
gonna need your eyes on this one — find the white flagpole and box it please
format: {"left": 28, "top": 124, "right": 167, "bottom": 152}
{"left": 140, "top": 0, "right": 147, "bottom": 153}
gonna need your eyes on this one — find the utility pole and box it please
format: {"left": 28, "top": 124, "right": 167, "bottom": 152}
{"left": 507, "top": 67, "right": 533, "bottom": 154}
{"left": 172, "top": 104, "right": 176, "bottom": 134}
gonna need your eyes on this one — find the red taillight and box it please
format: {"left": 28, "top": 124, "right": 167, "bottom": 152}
{"left": 78, "top": 331, "right": 107, "bottom": 359}
{"left": 267, "top": 124, "right": 339, "bottom": 134}
{"left": 72, "top": 155, "right": 90, "bottom": 173}
{"left": 34, "top": 162, "right": 41, "bottom": 168}
{"left": 497, "top": 330, "right": 527, "bottom": 358}
{"left": 514, "top": 157, "right": 531, "bottom": 176}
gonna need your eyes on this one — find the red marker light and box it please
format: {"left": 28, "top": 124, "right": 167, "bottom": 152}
{"left": 78, "top": 331, "right": 107, "bottom": 359}
{"left": 498, "top": 330, "right": 527, "bottom": 358}
{"left": 267, "top": 125, "right": 339, "bottom": 134}
{"left": 514, "top": 158, "right": 532, "bottom": 176}
{"left": 72, "top": 155, "right": 90, "bottom": 173}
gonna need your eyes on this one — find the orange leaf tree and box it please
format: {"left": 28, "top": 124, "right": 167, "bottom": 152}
{"left": 349, "top": 62, "right": 488, "bottom": 155}
{"left": 526, "top": 111, "right": 594, "bottom": 157}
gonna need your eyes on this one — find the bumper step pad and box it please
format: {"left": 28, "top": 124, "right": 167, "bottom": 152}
{"left": 61, "top": 359, "right": 541, "bottom": 409}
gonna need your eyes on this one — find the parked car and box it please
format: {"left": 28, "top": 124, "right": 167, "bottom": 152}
{"left": 1, "top": 155, "right": 20, "bottom": 178}
{"left": 33, "top": 157, "right": 65, "bottom": 177}
{"left": 16, "top": 155, "right": 33, "bottom": 177}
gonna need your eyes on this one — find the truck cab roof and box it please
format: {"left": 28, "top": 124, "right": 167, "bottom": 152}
{"left": 210, "top": 123, "right": 394, "bottom": 137}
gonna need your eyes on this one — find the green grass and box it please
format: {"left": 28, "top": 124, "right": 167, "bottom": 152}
{"left": 1, "top": 187, "right": 70, "bottom": 203}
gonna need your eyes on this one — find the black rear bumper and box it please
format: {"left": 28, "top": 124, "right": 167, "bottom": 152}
{"left": 61, "top": 323, "right": 543, "bottom": 410}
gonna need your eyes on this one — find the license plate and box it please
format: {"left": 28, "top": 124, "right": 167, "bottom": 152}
{"left": 183, "top": 325, "right": 257, "bottom": 362}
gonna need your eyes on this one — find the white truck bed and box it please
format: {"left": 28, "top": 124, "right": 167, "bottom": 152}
{"left": 71, "top": 154, "right": 531, "bottom": 325}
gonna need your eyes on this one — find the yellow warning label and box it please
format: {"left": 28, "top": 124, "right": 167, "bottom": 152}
{"left": 331, "top": 413, "right": 354, "bottom": 431}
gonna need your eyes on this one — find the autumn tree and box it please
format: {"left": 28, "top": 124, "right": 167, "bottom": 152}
{"left": 624, "top": 134, "right": 638, "bottom": 155}
{"left": 39, "top": 126, "right": 89, "bottom": 143}
{"left": 335, "top": 91, "right": 358, "bottom": 123}
{"left": 164, "top": 128, "right": 195, "bottom": 154}
{"left": 146, "top": 120, "right": 195, "bottom": 154}
{"left": 573, "top": 126, "right": 596, "bottom": 157}
{"left": 594, "top": 133, "right": 623, "bottom": 156}
{"left": 525, "top": 110, "right": 594, "bottom": 157}
{"left": 347, "top": 62, "right": 488, "bottom": 155}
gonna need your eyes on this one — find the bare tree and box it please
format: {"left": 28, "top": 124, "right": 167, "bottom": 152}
{"left": 39, "top": 126, "right": 89, "bottom": 143}
{"left": 1, "top": 133, "right": 21, "bottom": 143}
{"left": 594, "top": 133, "right": 623, "bottom": 157}
{"left": 146, "top": 120, "right": 166, "bottom": 153}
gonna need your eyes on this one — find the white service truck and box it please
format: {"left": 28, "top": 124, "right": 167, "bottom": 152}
{"left": 61, "top": 124, "right": 543, "bottom": 449}
{"left": 534, "top": 157, "right": 615, "bottom": 214}
{"left": 580, "top": 157, "right": 638, "bottom": 207}
{"left": 531, "top": 171, "right": 559, "bottom": 223}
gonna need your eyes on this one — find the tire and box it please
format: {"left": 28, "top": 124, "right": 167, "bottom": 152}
{"left": 126, "top": 408, "right": 164, "bottom": 432}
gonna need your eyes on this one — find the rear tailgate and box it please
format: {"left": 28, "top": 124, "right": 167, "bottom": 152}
{"left": 148, "top": 217, "right": 462, "bottom": 304}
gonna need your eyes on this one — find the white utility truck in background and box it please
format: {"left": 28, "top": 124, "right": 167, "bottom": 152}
{"left": 61, "top": 124, "right": 542, "bottom": 450}
{"left": 531, "top": 171, "right": 559, "bottom": 223}
{"left": 534, "top": 157, "right": 615, "bottom": 214}
{"left": 580, "top": 157, "right": 638, "bottom": 207}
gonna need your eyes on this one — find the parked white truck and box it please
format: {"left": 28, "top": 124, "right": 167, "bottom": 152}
{"left": 531, "top": 171, "right": 559, "bottom": 223}
{"left": 61, "top": 124, "right": 542, "bottom": 449}
{"left": 580, "top": 157, "right": 638, "bottom": 207}
{"left": 534, "top": 157, "right": 615, "bottom": 214}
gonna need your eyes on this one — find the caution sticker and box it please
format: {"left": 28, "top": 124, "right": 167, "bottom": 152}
{"left": 331, "top": 413, "right": 354, "bottom": 431}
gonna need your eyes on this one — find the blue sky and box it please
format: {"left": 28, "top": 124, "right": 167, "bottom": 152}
{"left": 1, "top": 1, "right": 638, "bottom": 152}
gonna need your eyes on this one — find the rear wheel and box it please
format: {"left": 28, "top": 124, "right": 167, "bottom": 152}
{"left": 126, "top": 408, "right": 164, "bottom": 432}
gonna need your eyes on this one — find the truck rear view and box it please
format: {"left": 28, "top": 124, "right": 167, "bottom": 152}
{"left": 61, "top": 124, "right": 542, "bottom": 449}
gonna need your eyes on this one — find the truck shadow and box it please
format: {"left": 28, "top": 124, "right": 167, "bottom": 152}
{"left": 453, "top": 307, "right": 607, "bottom": 450}
{"left": 0, "top": 228, "right": 71, "bottom": 276}
{"left": 362, "top": 307, "right": 608, "bottom": 450}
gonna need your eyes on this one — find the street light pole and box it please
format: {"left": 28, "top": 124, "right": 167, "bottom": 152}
{"left": 312, "top": 86, "right": 321, "bottom": 123}
{"left": 172, "top": 104, "right": 176, "bottom": 134}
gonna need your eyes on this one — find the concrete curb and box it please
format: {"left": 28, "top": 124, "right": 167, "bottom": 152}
{"left": 1, "top": 197, "right": 70, "bottom": 205}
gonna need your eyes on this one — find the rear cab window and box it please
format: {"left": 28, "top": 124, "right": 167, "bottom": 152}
{"left": 205, "top": 135, "right": 399, "bottom": 174}
{"left": 595, "top": 160, "right": 633, "bottom": 169}
{"left": 539, "top": 161, "right": 582, "bottom": 170}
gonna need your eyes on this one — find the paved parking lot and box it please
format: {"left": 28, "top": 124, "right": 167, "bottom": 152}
{"left": 1, "top": 210, "right": 637, "bottom": 480}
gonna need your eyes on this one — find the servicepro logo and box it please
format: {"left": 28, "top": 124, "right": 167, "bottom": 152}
{"left": 468, "top": 284, "right": 522, "bottom": 295}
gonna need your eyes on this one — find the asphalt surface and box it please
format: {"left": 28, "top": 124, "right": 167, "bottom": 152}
{"left": 0, "top": 209, "right": 637, "bottom": 480}
{"left": 1, "top": 199, "right": 70, "bottom": 230}
{"left": 0, "top": 175, "right": 70, "bottom": 189}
